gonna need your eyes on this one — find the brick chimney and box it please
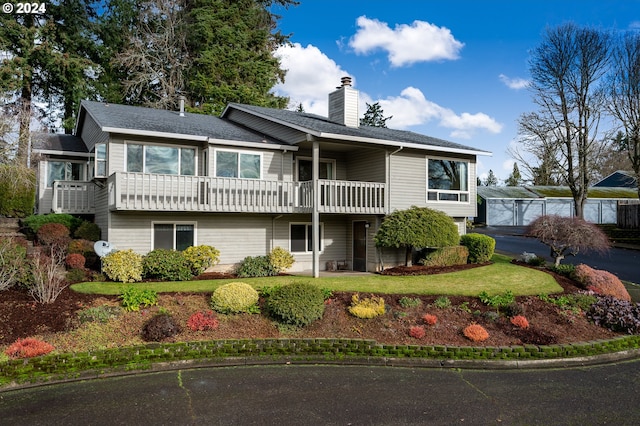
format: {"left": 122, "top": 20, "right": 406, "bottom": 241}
{"left": 328, "top": 76, "right": 359, "bottom": 128}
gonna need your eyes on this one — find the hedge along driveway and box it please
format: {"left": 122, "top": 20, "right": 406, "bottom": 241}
{"left": 72, "top": 255, "right": 562, "bottom": 297}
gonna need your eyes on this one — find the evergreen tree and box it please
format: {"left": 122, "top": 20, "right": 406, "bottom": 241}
{"left": 505, "top": 163, "right": 523, "bottom": 186}
{"left": 484, "top": 169, "right": 499, "bottom": 186}
{"left": 360, "top": 102, "right": 392, "bottom": 127}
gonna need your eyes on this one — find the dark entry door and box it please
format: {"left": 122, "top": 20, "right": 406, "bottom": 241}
{"left": 353, "top": 221, "right": 367, "bottom": 272}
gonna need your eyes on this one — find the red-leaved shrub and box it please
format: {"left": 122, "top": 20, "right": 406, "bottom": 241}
{"left": 37, "top": 223, "right": 71, "bottom": 249}
{"left": 187, "top": 310, "right": 220, "bottom": 331}
{"left": 5, "top": 337, "right": 55, "bottom": 359}
{"left": 510, "top": 315, "right": 530, "bottom": 329}
{"left": 462, "top": 323, "right": 489, "bottom": 342}
{"left": 574, "top": 264, "right": 631, "bottom": 302}
{"left": 409, "top": 325, "right": 426, "bottom": 339}
{"left": 422, "top": 313, "right": 438, "bottom": 325}
{"left": 65, "top": 253, "right": 86, "bottom": 269}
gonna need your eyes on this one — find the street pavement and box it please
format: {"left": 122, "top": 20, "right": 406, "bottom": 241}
{"left": 2, "top": 361, "right": 640, "bottom": 425}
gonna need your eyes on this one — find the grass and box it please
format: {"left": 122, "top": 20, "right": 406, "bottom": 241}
{"left": 72, "top": 254, "right": 562, "bottom": 297}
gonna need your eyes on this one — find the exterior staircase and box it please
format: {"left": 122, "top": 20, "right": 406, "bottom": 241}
{"left": 0, "top": 217, "right": 25, "bottom": 239}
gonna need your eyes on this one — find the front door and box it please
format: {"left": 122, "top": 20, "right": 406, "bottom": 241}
{"left": 353, "top": 221, "right": 367, "bottom": 272}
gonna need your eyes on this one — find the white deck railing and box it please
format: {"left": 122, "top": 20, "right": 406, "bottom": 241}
{"left": 53, "top": 173, "right": 387, "bottom": 214}
{"left": 52, "top": 181, "right": 96, "bottom": 214}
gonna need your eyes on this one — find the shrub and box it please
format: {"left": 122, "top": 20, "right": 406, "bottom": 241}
{"left": 5, "top": 337, "right": 55, "bottom": 359}
{"left": 236, "top": 255, "right": 277, "bottom": 278}
{"left": 211, "top": 282, "right": 259, "bottom": 314}
{"left": 68, "top": 238, "right": 100, "bottom": 270}
{"left": 504, "top": 302, "right": 524, "bottom": 317}
{"left": 268, "top": 246, "right": 295, "bottom": 272}
{"left": 0, "top": 164, "right": 35, "bottom": 218}
{"left": 102, "top": 249, "right": 143, "bottom": 283}
{"left": 510, "top": 315, "right": 530, "bottom": 329}
{"left": 265, "top": 282, "right": 326, "bottom": 326}
{"left": 29, "top": 250, "right": 68, "bottom": 303}
{"left": 65, "top": 253, "right": 86, "bottom": 269}
{"left": 423, "top": 313, "right": 438, "bottom": 325}
{"left": 348, "top": 294, "right": 386, "bottom": 319}
{"left": 409, "top": 325, "right": 426, "bottom": 339}
{"left": 462, "top": 323, "right": 489, "bottom": 342}
{"left": 573, "top": 264, "right": 631, "bottom": 302}
{"left": 0, "top": 237, "right": 28, "bottom": 291}
{"left": 399, "top": 296, "right": 422, "bottom": 308}
{"left": 420, "top": 246, "right": 469, "bottom": 267}
{"left": 479, "top": 290, "right": 515, "bottom": 311}
{"left": 460, "top": 233, "right": 495, "bottom": 264}
{"left": 142, "top": 314, "right": 182, "bottom": 342}
{"left": 73, "top": 221, "right": 101, "bottom": 241}
{"left": 119, "top": 286, "right": 158, "bottom": 312}
{"left": 77, "top": 305, "right": 122, "bottom": 324}
{"left": 548, "top": 263, "right": 576, "bottom": 278}
{"left": 432, "top": 296, "right": 452, "bottom": 309}
{"left": 183, "top": 245, "right": 220, "bottom": 275}
{"left": 526, "top": 256, "right": 546, "bottom": 267}
{"left": 587, "top": 296, "right": 640, "bottom": 334}
{"left": 66, "top": 268, "right": 88, "bottom": 283}
{"left": 36, "top": 222, "right": 71, "bottom": 249}
{"left": 22, "top": 213, "right": 81, "bottom": 235}
{"left": 187, "top": 311, "right": 220, "bottom": 331}
{"left": 143, "top": 249, "right": 192, "bottom": 281}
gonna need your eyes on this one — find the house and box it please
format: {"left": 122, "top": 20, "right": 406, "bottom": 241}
{"left": 33, "top": 78, "right": 491, "bottom": 275}
{"left": 476, "top": 185, "right": 639, "bottom": 226}
{"left": 593, "top": 170, "right": 638, "bottom": 189}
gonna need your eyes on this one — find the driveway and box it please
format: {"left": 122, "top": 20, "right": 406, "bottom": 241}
{"left": 2, "top": 362, "right": 640, "bottom": 425}
{"left": 474, "top": 226, "right": 640, "bottom": 284}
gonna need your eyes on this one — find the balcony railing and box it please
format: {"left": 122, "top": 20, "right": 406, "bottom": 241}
{"left": 52, "top": 173, "right": 386, "bottom": 215}
{"left": 52, "top": 181, "right": 96, "bottom": 214}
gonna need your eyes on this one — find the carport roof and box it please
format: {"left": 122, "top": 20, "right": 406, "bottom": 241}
{"left": 478, "top": 185, "right": 640, "bottom": 200}
{"left": 477, "top": 186, "right": 540, "bottom": 199}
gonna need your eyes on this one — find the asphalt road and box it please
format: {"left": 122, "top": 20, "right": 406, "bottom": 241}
{"left": 476, "top": 226, "right": 640, "bottom": 284}
{"left": 2, "top": 361, "right": 640, "bottom": 425}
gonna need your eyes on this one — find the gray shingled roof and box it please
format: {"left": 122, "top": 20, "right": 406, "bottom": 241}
{"left": 80, "top": 100, "right": 286, "bottom": 145}
{"left": 226, "top": 103, "right": 490, "bottom": 154}
{"left": 32, "top": 133, "right": 88, "bottom": 153}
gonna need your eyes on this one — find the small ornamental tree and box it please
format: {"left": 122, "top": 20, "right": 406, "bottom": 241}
{"left": 525, "top": 215, "right": 610, "bottom": 266}
{"left": 374, "top": 206, "right": 459, "bottom": 266}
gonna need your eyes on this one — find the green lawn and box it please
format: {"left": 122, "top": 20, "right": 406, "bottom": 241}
{"left": 72, "top": 254, "right": 562, "bottom": 297}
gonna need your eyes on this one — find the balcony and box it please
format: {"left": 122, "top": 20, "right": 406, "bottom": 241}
{"left": 55, "top": 173, "right": 387, "bottom": 215}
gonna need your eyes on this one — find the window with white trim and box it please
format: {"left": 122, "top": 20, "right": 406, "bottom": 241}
{"left": 94, "top": 144, "right": 107, "bottom": 178}
{"left": 47, "top": 161, "right": 85, "bottom": 187}
{"left": 427, "top": 158, "right": 470, "bottom": 202}
{"left": 214, "top": 149, "right": 261, "bottom": 179}
{"left": 290, "top": 223, "right": 323, "bottom": 253}
{"left": 126, "top": 143, "right": 196, "bottom": 175}
{"left": 153, "top": 223, "right": 195, "bottom": 251}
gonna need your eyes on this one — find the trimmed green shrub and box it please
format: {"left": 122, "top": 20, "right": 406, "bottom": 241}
{"left": 268, "top": 246, "right": 295, "bottom": 272}
{"left": 183, "top": 245, "right": 220, "bottom": 275}
{"left": 266, "top": 282, "right": 326, "bottom": 326}
{"left": 142, "top": 313, "right": 181, "bottom": 342}
{"left": 142, "top": 249, "right": 192, "bottom": 281}
{"left": 102, "top": 249, "right": 143, "bottom": 283}
{"left": 0, "top": 164, "right": 35, "bottom": 218}
{"left": 119, "top": 285, "right": 158, "bottom": 311}
{"left": 236, "top": 255, "right": 277, "bottom": 278}
{"left": 211, "top": 282, "right": 259, "bottom": 314}
{"left": 548, "top": 263, "right": 576, "bottom": 278}
{"left": 460, "top": 233, "right": 496, "bottom": 264}
{"left": 420, "top": 246, "right": 469, "bottom": 267}
{"left": 22, "top": 213, "right": 82, "bottom": 235}
{"left": 73, "top": 221, "right": 101, "bottom": 241}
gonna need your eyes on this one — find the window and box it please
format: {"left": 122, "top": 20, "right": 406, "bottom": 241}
{"left": 47, "top": 161, "right": 85, "bottom": 187}
{"left": 296, "top": 158, "right": 334, "bottom": 181}
{"left": 427, "top": 158, "right": 469, "bottom": 202}
{"left": 153, "top": 223, "right": 194, "bottom": 251}
{"left": 95, "top": 144, "right": 107, "bottom": 177}
{"left": 126, "top": 143, "right": 196, "bottom": 175}
{"left": 290, "top": 223, "right": 323, "bottom": 253}
{"left": 215, "top": 150, "right": 261, "bottom": 179}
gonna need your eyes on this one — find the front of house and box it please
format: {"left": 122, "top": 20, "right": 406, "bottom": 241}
{"left": 34, "top": 78, "right": 491, "bottom": 275}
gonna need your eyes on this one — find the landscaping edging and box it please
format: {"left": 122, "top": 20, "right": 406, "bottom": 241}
{"left": 2, "top": 335, "right": 640, "bottom": 391}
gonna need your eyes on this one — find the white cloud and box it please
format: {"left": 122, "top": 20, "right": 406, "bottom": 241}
{"left": 349, "top": 16, "right": 464, "bottom": 67}
{"left": 499, "top": 74, "right": 529, "bottom": 90}
{"left": 272, "top": 43, "right": 502, "bottom": 140}
{"left": 502, "top": 158, "right": 515, "bottom": 172}
{"left": 273, "top": 43, "right": 352, "bottom": 115}
{"left": 629, "top": 21, "right": 640, "bottom": 29}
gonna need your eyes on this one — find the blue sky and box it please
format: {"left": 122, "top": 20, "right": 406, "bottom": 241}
{"left": 269, "top": 0, "right": 640, "bottom": 183}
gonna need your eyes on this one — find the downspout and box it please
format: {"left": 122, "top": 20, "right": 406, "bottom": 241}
{"left": 272, "top": 215, "right": 283, "bottom": 251}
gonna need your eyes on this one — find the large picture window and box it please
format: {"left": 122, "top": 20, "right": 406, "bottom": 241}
{"left": 427, "top": 158, "right": 469, "bottom": 202}
{"left": 290, "top": 223, "right": 323, "bottom": 253}
{"left": 153, "top": 223, "right": 194, "bottom": 251}
{"left": 47, "top": 161, "right": 85, "bottom": 187}
{"left": 126, "top": 144, "right": 195, "bottom": 175}
{"left": 215, "top": 150, "right": 261, "bottom": 179}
